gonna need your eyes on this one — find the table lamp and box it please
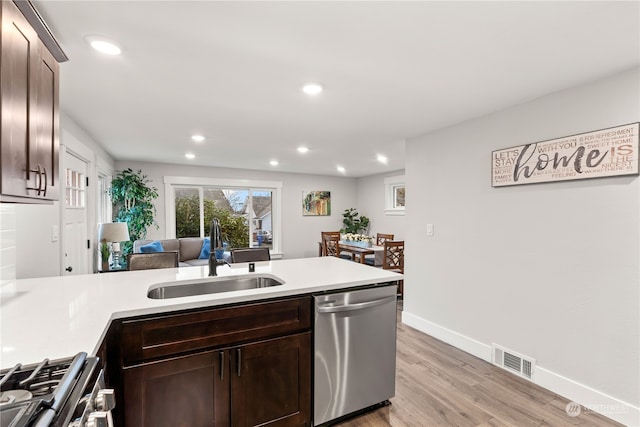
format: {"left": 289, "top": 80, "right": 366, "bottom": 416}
{"left": 98, "top": 222, "right": 130, "bottom": 269}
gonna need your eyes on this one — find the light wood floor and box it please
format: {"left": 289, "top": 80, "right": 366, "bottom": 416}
{"left": 336, "top": 302, "right": 622, "bottom": 427}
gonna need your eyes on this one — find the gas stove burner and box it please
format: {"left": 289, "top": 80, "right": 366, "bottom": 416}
{"left": 0, "top": 353, "right": 106, "bottom": 427}
{"left": 0, "top": 389, "right": 33, "bottom": 406}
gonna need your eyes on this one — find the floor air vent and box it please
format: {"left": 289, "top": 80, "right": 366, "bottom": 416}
{"left": 492, "top": 344, "right": 535, "bottom": 380}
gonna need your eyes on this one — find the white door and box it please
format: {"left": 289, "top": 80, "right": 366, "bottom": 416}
{"left": 63, "top": 151, "right": 89, "bottom": 275}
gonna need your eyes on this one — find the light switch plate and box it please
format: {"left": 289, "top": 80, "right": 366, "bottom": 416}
{"left": 426, "top": 224, "right": 434, "bottom": 236}
{"left": 51, "top": 225, "right": 59, "bottom": 242}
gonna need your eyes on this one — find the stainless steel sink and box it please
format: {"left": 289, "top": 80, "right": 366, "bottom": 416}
{"left": 147, "top": 275, "right": 284, "bottom": 299}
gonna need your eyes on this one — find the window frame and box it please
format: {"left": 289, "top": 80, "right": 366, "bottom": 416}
{"left": 384, "top": 175, "right": 405, "bottom": 216}
{"left": 96, "top": 165, "right": 113, "bottom": 224}
{"left": 164, "top": 176, "right": 283, "bottom": 257}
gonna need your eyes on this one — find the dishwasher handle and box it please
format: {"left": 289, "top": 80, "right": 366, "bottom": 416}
{"left": 316, "top": 295, "right": 395, "bottom": 313}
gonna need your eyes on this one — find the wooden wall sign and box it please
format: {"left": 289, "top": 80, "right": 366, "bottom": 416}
{"left": 492, "top": 123, "right": 639, "bottom": 187}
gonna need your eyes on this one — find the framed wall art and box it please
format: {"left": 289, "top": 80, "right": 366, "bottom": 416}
{"left": 302, "top": 191, "right": 331, "bottom": 216}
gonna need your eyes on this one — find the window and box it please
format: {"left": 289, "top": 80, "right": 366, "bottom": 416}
{"left": 65, "top": 168, "right": 85, "bottom": 208}
{"left": 165, "top": 177, "right": 282, "bottom": 256}
{"left": 96, "top": 169, "right": 112, "bottom": 224}
{"left": 384, "top": 175, "right": 405, "bottom": 216}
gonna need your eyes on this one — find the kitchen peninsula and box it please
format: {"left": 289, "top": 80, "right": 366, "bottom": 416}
{"left": 1, "top": 256, "right": 402, "bottom": 426}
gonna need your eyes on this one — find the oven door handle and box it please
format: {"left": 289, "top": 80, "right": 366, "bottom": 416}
{"left": 49, "top": 352, "right": 87, "bottom": 411}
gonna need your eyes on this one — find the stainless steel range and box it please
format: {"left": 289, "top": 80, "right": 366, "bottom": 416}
{"left": 0, "top": 352, "right": 115, "bottom": 427}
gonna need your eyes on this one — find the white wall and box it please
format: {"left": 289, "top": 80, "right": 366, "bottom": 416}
{"left": 61, "top": 112, "right": 114, "bottom": 162}
{"left": 0, "top": 205, "right": 17, "bottom": 283}
{"left": 0, "top": 179, "right": 57, "bottom": 283}
{"left": 14, "top": 202, "right": 61, "bottom": 278}
{"left": 403, "top": 67, "right": 639, "bottom": 425}
{"left": 115, "top": 161, "right": 359, "bottom": 259}
{"left": 357, "top": 170, "right": 406, "bottom": 240}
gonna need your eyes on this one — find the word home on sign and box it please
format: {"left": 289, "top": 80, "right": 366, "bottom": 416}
{"left": 491, "top": 123, "right": 639, "bottom": 187}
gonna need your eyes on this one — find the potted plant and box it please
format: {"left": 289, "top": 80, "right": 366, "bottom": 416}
{"left": 340, "top": 208, "right": 370, "bottom": 235}
{"left": 99, "top": 241, "right": 110, "bottom": 271}
{"left": 109, "top": 168, "right": 159, "bottom": 257}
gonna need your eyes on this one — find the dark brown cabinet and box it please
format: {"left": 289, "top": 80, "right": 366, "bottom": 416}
{"left": 123, "top": 333, "right": 310, "bottom": 427}
{"left": 231, "top": 334, "right": 310, "bottom": 426}
{"left": 110, "top": 297, "right": 312, "bottom": 427}
{"left": 1, "top": 0, "right": 60, "bottom": 203}
{"left": 123, "top": 350, "right": 225, "bottom": 426}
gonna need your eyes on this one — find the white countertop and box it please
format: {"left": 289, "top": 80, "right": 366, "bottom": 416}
{"left": 0, "top": 257, "right": 402, "bottom": 368}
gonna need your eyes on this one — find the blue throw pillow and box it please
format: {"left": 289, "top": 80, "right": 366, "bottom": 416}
{"left": 139, "top": 240, "right": 164, "bottom": 253}
{"left": 198, "top": 238, "right": 211, "bottom": 259}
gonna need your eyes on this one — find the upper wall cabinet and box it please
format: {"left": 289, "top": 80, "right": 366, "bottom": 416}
{"left": 0, "top": 0, "right": 62, "bottom": 203}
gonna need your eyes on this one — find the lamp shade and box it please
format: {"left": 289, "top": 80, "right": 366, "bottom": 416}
{"left": 98, "top": 222, "right": 130, "bottom": 243}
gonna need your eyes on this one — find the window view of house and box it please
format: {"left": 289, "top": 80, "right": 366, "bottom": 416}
{"left": 248, "top": 191, "right": 273, "bottom": 249}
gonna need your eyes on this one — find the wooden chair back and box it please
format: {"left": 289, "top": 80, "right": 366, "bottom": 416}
{"left": 230, "top": 247, "right": 271, "bottom": 263}
{"left": 322, "top": 232, "right": 340, "bottom": 257}
{"left": 127, "top": 252, "right": 179, "bottom": 271}
{"left": 383, "top": 240, "right": 404, "bottom": 297}
{"left": 376, "top": 233, "right": 395, "bottom": 246}
{"left": 382, "top": 241, "right": 404, "bottom": 273}
{"left": 320, "top": 232, "right": 340, "bottom": 256}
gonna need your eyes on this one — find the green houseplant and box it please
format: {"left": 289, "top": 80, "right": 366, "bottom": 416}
{"left": 110, "top": 168, "right": 159, "bottom": 257}
{"left": 340, "top": 208, "right": 370, "bottom": 235}
{"left": 99, "top": 241, "right": 110, "bottom": 271}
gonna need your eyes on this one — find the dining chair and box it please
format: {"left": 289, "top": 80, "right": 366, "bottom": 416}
{"left": 127, "top": 252, "right": 179, "bottom": 271}
{"left": 382, "top": 240, "right": 404, "bottom": 297}
{"left": 320, "top": 232, "right": 340, "bottom": 256}
{"left": 321, "top": 231, "right": 353, "bottom": 260}
{"left": 364, "top": 233, "right": 395, "bottom": 265}
{"left": 230, "top": 247, "right": 271, "bottom": 263}
{"left": 321, "top": 232, "right": 341, "bottom": 257}
{"left": 376, "top": 233, "right": 395, "bottom": 246}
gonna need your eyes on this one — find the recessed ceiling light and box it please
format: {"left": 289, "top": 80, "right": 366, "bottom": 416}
{"left": 85, "top": 36, "right": 121, "bottom": 55}
{"left": 270, "top": 160, "right": 279, "bottom": 166}
{"left": 297, "top": 146, "right": 309, "bottom": 154}
{"left": 191, "top": 134, "right": 205, "bottom": 142}
{"left": 185, "top": 153, "right": 195, "bottom": 160}
{"left": 302, "top": 83, "right": 324, "bottom": 95}
{"left": 377, "top": 154, "right": 388, "bottom": 164}
{"left": 337, "top": 165, "right": 346, "bottom": 173}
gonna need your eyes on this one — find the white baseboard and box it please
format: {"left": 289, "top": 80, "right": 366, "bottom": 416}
{"left": 401, "top": 311, "right": 640, "bottom": 427}
{"left": 402, "top": 310, "right": 493, "bottom": 362}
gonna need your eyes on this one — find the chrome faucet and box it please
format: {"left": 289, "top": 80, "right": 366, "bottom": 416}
{"left": 209, "top": 255, "right": 230, "bottom": 276}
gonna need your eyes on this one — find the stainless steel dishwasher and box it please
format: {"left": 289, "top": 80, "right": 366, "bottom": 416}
{"left": 314, "top": 284, "right": 397, "bottom": 425}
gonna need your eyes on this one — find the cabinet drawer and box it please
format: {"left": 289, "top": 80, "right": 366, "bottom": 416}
{"left": 121, "top": 297, "right": 311, "bottom": 365}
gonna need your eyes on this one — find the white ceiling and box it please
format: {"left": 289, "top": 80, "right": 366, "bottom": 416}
{"left": 34, "top": 1, "right": 639, "bottom": 178}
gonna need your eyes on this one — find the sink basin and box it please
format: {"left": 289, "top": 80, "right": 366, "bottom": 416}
{"left": 147, "top": 275, "right": 284, "bottom": 299}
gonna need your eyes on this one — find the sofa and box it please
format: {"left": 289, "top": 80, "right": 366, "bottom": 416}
{"left": 133, "top": 237, "right": 210, "bottom": 267}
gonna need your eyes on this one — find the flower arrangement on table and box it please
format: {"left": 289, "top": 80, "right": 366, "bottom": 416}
{"left": 341, "top": 233, "right": 374, "bottom": 247}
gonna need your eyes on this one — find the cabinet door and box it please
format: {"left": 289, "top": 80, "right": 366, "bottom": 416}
{"left": 30, "top": 43, "right": 59, "bottom": 200}
{"left": 0, "top": 0, "right": 36, "bottom": 198}
{"left": 123, "top": 350, "right": 230, "bottom": 427}
{"left": 231, "top": 333, "right": 311, "bottom": 427}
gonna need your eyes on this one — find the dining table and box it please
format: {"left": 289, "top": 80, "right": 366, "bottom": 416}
{"left": 318, "top": 240, "right": 384, "bottom": 266}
